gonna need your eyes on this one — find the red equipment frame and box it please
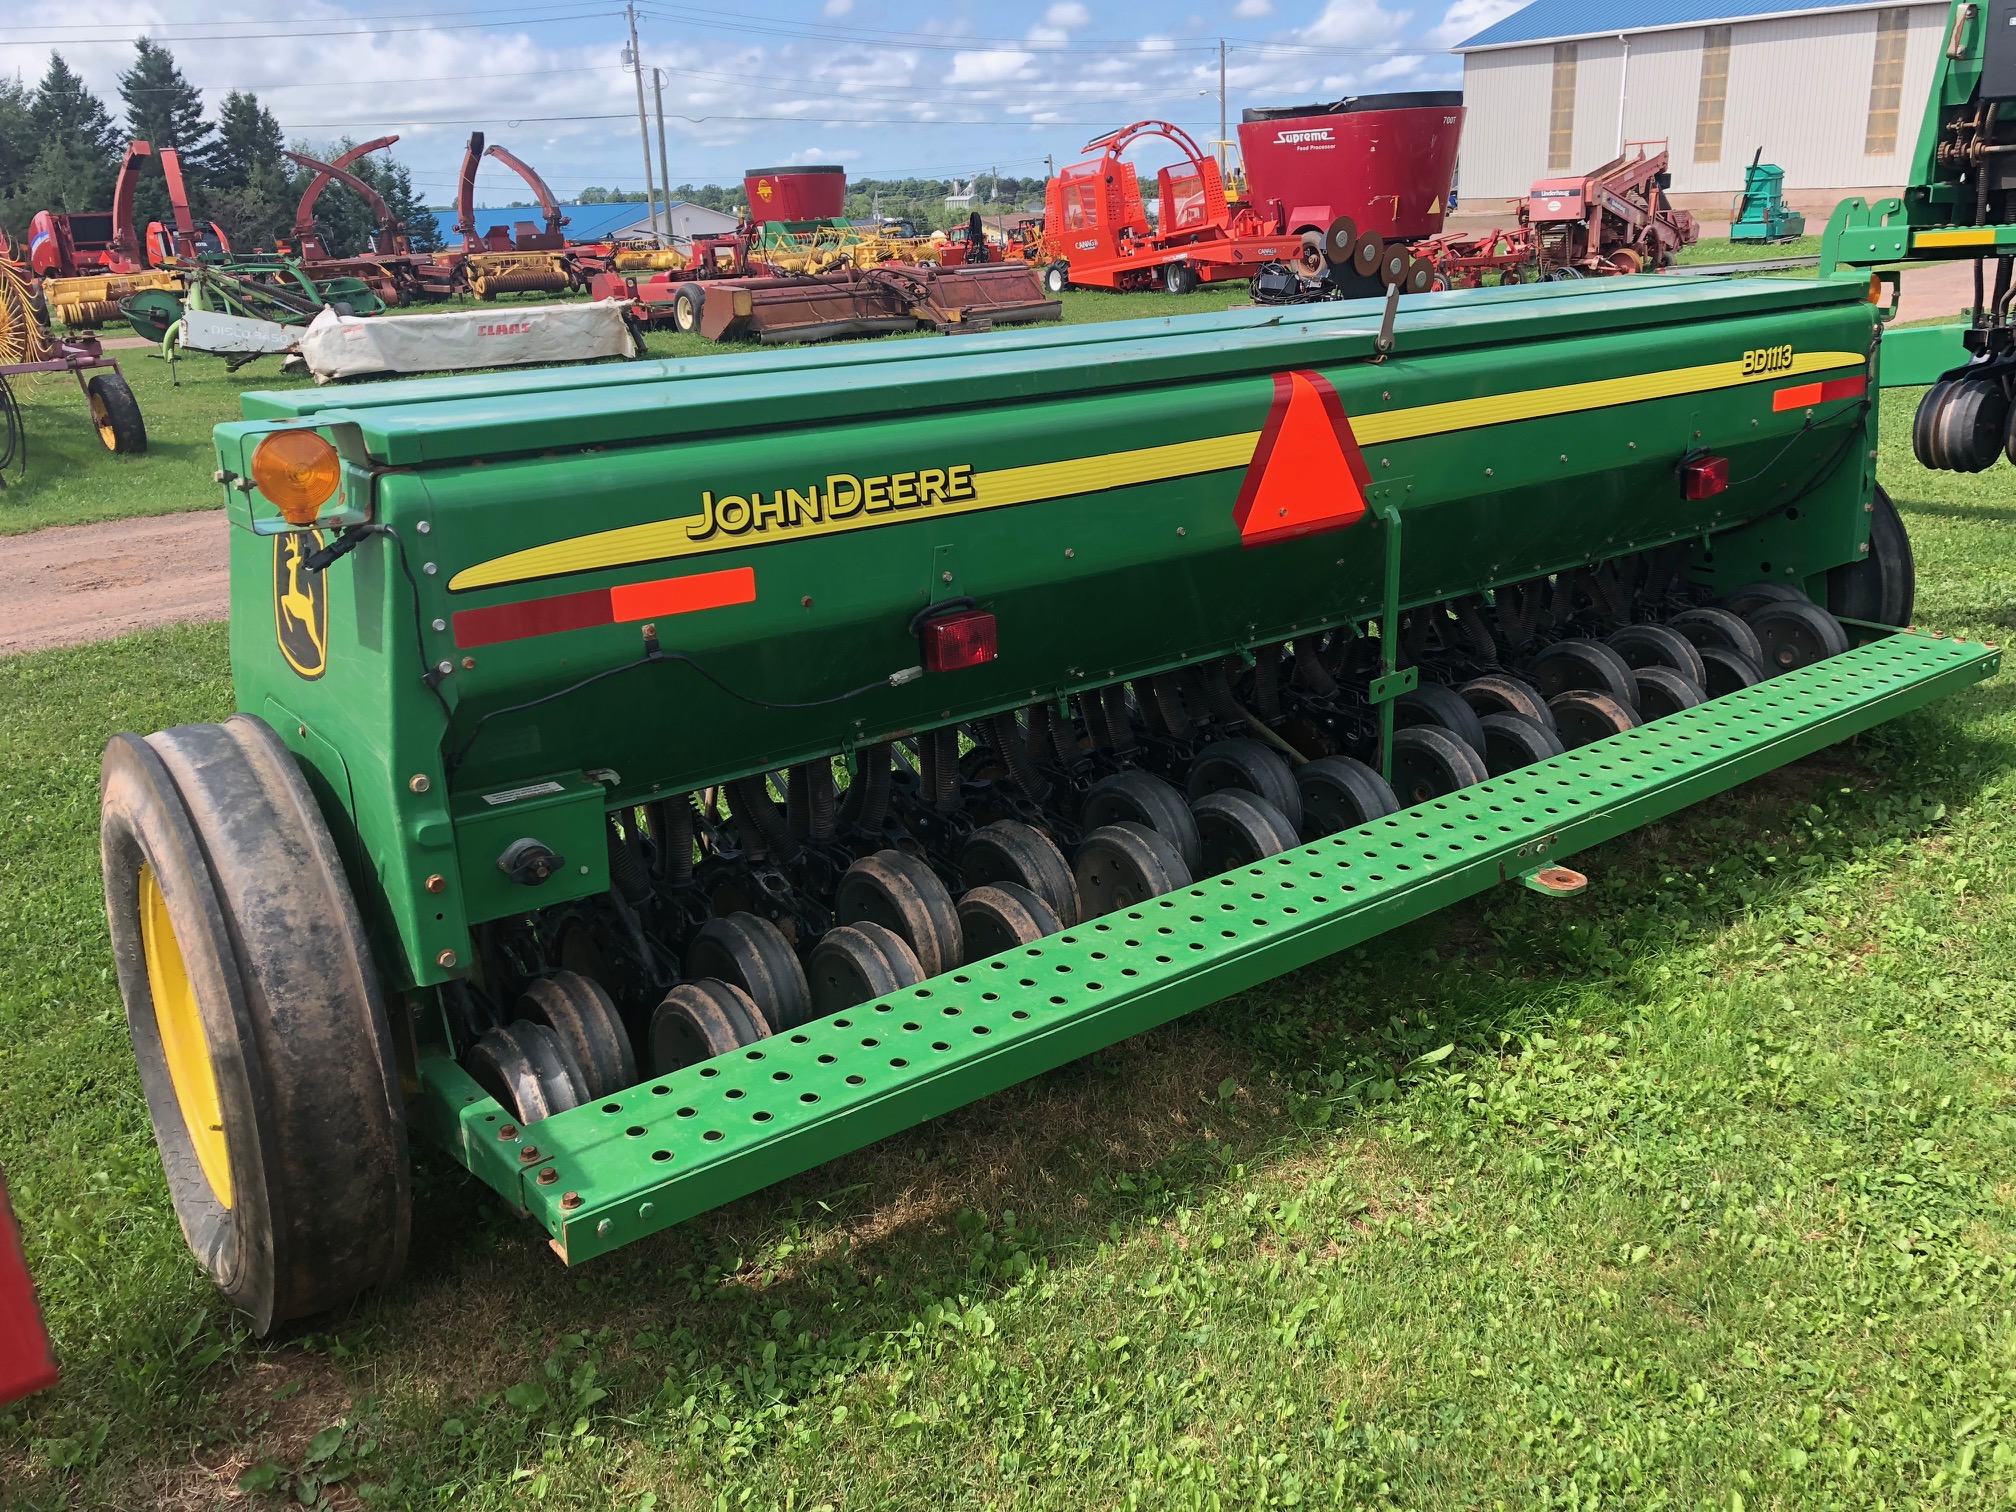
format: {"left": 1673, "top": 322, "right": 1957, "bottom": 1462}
{"left": 0, "top": 1171, "right": 56, "bottom": 1407}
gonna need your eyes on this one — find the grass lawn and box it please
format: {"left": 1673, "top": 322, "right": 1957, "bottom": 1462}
{"left": 0, "top": 385, "right": 2013, "bottom": 1507}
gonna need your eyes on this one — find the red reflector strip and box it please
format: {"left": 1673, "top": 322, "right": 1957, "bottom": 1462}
{"left": 453, "top": 566, "right": 755, "bottom": 649}
{"left": 1772, "top": 374, "right": 1867, "bottom": 411}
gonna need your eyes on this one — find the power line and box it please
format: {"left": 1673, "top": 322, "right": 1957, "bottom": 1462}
{"left": 274, "top": 111, "right": 1230, "bottom": 128}
{"left": 0, "top": 6, "right": 621, "bottom": 46}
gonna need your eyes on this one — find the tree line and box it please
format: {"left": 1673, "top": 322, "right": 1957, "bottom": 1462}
{"left": 0, "top": 43, "right": 440, "bottom": 260}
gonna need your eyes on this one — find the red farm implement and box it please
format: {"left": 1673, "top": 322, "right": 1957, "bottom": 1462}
{"left": 1040, "top": 121, "right": 1298, "bottom": 293}
{"left": 29, "top": 141, "right": 219, "bottom": 326}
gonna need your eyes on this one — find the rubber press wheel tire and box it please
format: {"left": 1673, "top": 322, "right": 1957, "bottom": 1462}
{"left": 1606, "top": 623, "right": 1707, "bottom": 688}
{"left": 1719, "top": 581, "right": 1806, "bottom": 620}
{"left": 671, "top": 283, "right": 704, "bottom": 334}
{"left": 686, "top": 912, "right": 813, "bottom": 1032}
{"left": 1547, "top": 690, "right": 1640, "bottom": 749}
{"left": 1632, "top": 666, "right": 1709, "bottom": 721}
{"left": 1186, "top": 738, "right": 1303, "bottom": 831}
{"left": 958, "top": 820, "right": 1080, "bottom": 928}
{"left": 516, "top": 971, "right": 637, "bottom": 1099}
{"left": 99, "top": 714, "right": 409, "bottom": 1334}
{"left": 1479, "top": 711, "right": 1565, "bottom": 776}
{"left": 1080, "top": 771, "right": 1203, "bottom": 878}
{"left": 1666, "top": 606, "right": 1765, "bottom": 667}
{"left": 958, "top": 882, "right": 1063, "bottom": 961}
{"left": 87, "top": 371, "right": 147, "bottom": 454}
{"left": 1458, "top": 673, "right": 1557, "bottom": 734}
{"left": 649, "top": 979, "right": 771, "bottom": 1075}
{"left": 1827, "top": 485, "right": 1916, "bottom": 632}
{"left": 1699, "top": 645, "right": 1767, "bottom": 698}
{"left": 1295, "top": 755, "right": 1399, "bottom": 838}
{"left": 1748, "top": 599, "right": 1850, "bottom": 674}
{"left": 1934, "top": 376, "right": 2009, "bottom": 472}
{"left": 807, "top": 922, "right": 926, "bottom": 1017}
{"left": 1191, "top": 790, "right": 1299, "bottom": 875}
{"left": 467, "top": 1021, "right": 589, "bottom": 1126}
{"left": 1912, "top": 378, "right": 1954, "bottom": 470}
{"left": 835, "top": 849, "right": 963, "bottom": 979}
{"left": 1388, "top": 725, "right": 1488, "bottom": 806}
{"left": 1395, "top": 682, "right": 1487, "bottom": 758}
{"left": 1075, "top": 822, "right": 1192, "bottom": 917}
{"left": 1530, "top": 639, "right": 1639, "bottom": 710}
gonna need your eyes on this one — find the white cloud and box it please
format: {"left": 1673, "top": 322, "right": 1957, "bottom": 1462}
{"left": 822, "top": 0, "right": 854, "bottom": 15}
{"left": 1233, "top": 0, "right": 1273, "bottom": 16}
{"left": 947, "top": 49, "right": 1035, "bottom": 83}
{"left": 1043, "top": 2, "right": 1092, "bottom": 27}
{"left": 1290, "top": 0, "right": 1410, "bottom": 49}
{"left": 1427, "top": 0, "right": 1527, "bottom": 46}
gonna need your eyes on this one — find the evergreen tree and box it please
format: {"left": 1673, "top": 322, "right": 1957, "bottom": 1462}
{"left": 210, "top": 89, "right": 283, "bottom": 191}
{"left": 22, "top": 52, "right": 119, "bottom": 221}
{"left": 0, "top": 76, "right": 33, "bottom": 246}
{"left": 358, "top": 153, "right": 440, "bottom": 253}
{"left": 119, "top": 39, "right": 215, "bottom": 233}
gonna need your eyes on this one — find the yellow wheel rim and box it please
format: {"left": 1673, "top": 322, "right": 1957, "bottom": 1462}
{"left": 89, "top": 391, "right": 116, "bottom": 451}
{"left": 137, "top": 863, "right": 233, "bottom": 1208}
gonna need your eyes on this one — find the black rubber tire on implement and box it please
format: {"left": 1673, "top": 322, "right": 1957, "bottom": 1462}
{"left": 1395, "top": 681, "right": 1487, "bottom": 757}
{"left": 649, "top": 979, "right": 770, "bottom": 1074}
{"left": 1719, "top": 580, "right": 1806, "bottom": 619}
{"left": 834, "top": 849, "right": 963, "bottom": 978}
{"left": 1530, "top": 639, "right": 1639, "bottom": 710}
{"left": 1605, "top": 623, "right": 1707, "bottom": 688}
{"left": 1478, "top": 711, "right": 1565, "bottom": 776}
{"left": 1295, "top": 754, "right": 1398, "bottom": 838}
{"left": 467, "top": 1021, "right": 589, "bottom": 1125}
{"left": 99, "top": 714, "right": 408, "bottom": 1334}
{"left": 1546, "top": 690, "right": 1640, "bottom": 748}
{"left": 1043, "top": 262, "right": 1069, "bottom": 294}
{"left": 671, "top": 284, "right": 704, "bottom": 335}
{"left": 1191, "top": 790, "right": 1299, "bottom": 875}
{"left": 686, "top": 912, "right": 812, "bottom": 1032}
{"left": 1632, "top": 667, "right": 1708, "bottom": 721}
{"left": 1826, "top": 485, "right": 1916, "bottom": 632}
{"left": 807, "top": 922, "right": 926, "bottom": 1016}
{"left": 1186, "top": 738, "right": 1303, "bottom": 831}
{"left": 1075, "top": 822, "right": 1192, "bottom": 916}
{"left": 1162, "top": 261, "right": 1198, "bottom": 295}
{"left": 87, "top": 371, "right": 147, "bottom": 454}
{"left": 1388, "top": 725, "right": 1488, "bottom": 805}
{"left": 1458, "top": 673, "right": 1557, "bottom": 734}
{"left": 957, "top": 882, "right": 1063, "bottom": 961}
{"left": 958, "top": 820, "right": 1080, "bottom": 927}
{"left": 1912, "top": 378, "right": 1954, "bottom": 471}
{"left": 1748, "top": 599, "right": 1850, "bottom": 674}
{"left": 1666, "top": 606, "right": 1765, "bottom": 667}
{"left": 516, "top": 971, "right": 636, "bottom": 1099}
{"left": 1932, "top": 376, "right": 2008, "bottom": 473}
{"left": 1698, "top": 645, "right": 1766, "bottom": 698}
{"left": 1080, "top": 771, "right": 1203, "bottom": 877}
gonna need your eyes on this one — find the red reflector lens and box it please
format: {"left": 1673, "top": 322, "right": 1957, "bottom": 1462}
{"left": 919, "top": 609, "right": 998, "bottom": 672}
{"left": 1680, "top": 454, "right": 1729, "bottom": 500}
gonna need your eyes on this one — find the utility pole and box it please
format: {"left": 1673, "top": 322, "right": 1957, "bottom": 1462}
{"left": 1219, "top": 40, "right": 1229, "bottom": 178}
{"left": 624, "top": 4, "right": 663, "bottom": 246}
{"left": 652, "top": 66, "right": 676, "bottom": 240}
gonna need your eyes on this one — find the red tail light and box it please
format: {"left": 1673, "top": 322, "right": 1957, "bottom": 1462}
{"left": 919, "top": 609, "right": 998, "bottom": 672}
{"left": 1680, "top": 454, "right": 1729, "bottom": 500}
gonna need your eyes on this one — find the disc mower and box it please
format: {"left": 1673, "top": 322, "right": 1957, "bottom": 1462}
{"left": 98, "top": 142, "right": 1987, "bottom": 1329}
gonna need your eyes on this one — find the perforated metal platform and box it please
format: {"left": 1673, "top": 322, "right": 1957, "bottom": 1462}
{"left": 418, "top": 630, "right": 1998, "bottom": 1261}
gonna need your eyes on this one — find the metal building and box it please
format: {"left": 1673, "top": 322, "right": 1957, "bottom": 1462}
{"left": 422, "top": 200, "right": 739, "bottom": 247}
{"left": 1452, "top": 0, "right": 1949, "bottom": 201}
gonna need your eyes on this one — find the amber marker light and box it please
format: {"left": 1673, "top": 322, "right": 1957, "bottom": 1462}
{"left": 251, "top": 430, "right": 341, "bottom": 525}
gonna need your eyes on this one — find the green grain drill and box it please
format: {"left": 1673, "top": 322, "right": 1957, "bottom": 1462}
{"left": 101, "top": 203, "right": 1994, "bottom": 1329}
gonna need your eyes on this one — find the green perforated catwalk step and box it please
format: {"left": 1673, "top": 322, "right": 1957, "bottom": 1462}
{"left": 417, "top": 629, "right": 1998, "bottom": 1262}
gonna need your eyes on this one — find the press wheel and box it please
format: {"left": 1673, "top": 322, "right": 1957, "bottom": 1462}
{"left": 1530, "top": 639, "right": 1638, "bottom": 709}
{"left": 1388, "top": 725, "right": 1487, "bottom": 805}
{"left": 1075, "top": 822, "right": 1192, "bottom": 917}
{"left": 649, "top": 979, "right": 771, "bottom": 1074}
{"left": 686, "top": 911, "right": 813, "bottom": 1031}
{"left": 1080, "top": 771, "right": 1202, "bottom": 876}
{"left": 1826, "top": 485, "right": 1915, "bottom": 631}
{"left": 1748, "top": 599, "right": 1849, "bottom": 674}
{"left": 99, "top": 714, "right": 408, "bottom": 1333}
{"left": 1395, "top": 681, "right": 1487, "bottom": 757}
{"left": 1719, "top": 581, "right": 1805, "bottom": 619}
{"left": 1666, "top": 606, "right": 1764, "bottom": 667}
{"left": 1191, "top": 790, "right": 1299, "bottom": 875}
{"left": 807, "top": 922, "right": 926, "bottom": 1016}
{"left": 958, "top": 882, "right": 1063, "bottom": 961}
{"left": 1186, "top": 738, "right": 1303, "bottom": 831}
{"left": 958, "top": 820, "right": 1079, "bottom": 927}
{"left": 1295, "top": 754, "right": 1399, "bottom": 838}
{"left": 1606, "top": 623, "right": 1706, "bottom": 688}
{"left": 1458, "top": 673, "right": 1556, "bottom": 733}
{"left": 1632, "top": 666, "right": 1708, "bottom": 721}
{"left": 1698, "top": 645, "right": 1765, "bottom": 698}
{"left": 834, "top": 849, "right": 963, "bottom": 978}
{"left": 1547, "top": 690, "right": 1639, "bottom": 748}
{"left": 516, "top": 970, "right": 636, "bottom": 1099}
{"left": 1478, "top": 711, "right": 1564, "bottom": 776}
{"left": 467, "top": 1021, "right": 589, "bottom": 1125}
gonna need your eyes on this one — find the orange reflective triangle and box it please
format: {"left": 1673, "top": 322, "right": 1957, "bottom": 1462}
{"left": 1231, "top": 370, "right": 1371, "bottom": 547}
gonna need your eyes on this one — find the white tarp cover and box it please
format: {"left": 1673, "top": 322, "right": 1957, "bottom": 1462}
{"left": 298, "top": 299, "right": 636, "bottom": 383}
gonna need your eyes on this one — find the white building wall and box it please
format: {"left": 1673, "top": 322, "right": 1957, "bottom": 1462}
{"left": 1458, "top": 2, "right": 1945, "bottom": 199}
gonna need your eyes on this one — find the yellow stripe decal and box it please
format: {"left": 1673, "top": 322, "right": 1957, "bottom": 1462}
{"left": 1915, "top": 228, "right": 1999, "bottom": 248}
{"left": 450, "top": 350, "right": 1865, "bottom": 593}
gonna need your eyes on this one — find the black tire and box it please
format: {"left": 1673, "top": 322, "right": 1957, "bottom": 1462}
{"left": 1191, "top": 790, "right": 1299, "bottom": 875}
{"left": 1043, "top": 262, "right": 1069, "bottom": 295}
{"left": 685, "top": 912, "right": 813, "bottom": 1032}
{"left": 1395, "top": 681, "right": 1487, "bottom": 757}
{"left": 1748, "top": 599, "right": 1850, "bottom": 674}
{"left": 834, "top": 849, "right": 962, "bottom": 978}
{"left": 1606, "top": 624, "right": 1707, "bottom": 688}
{"left": 1912, "top": 379, "right": 1953, "bottom": 470}
{"left": 1388, "top": 725, "right": 1488, "bottom": 805}
{"left": 1633, "top": 666, "right": 1709, "bottom": 721}
{"left": 1322, "top": 214, "right": 1357, "bottom": 267}
{"left": 958, "top": 882, "right": 1063, "bottom": 961}
{"left": 1162, "top": 261, "right": 1197, "bottom": 295}
{"left": 1546, "top": 690, "right": 1639, "bottom": 748}
{"left": 649, "top": 979, "right": 770, "bottom": 1074}
{"left": 1719, "top": 581, "right": 1805, "bottom": 619}
{"left": 807, "top": 921, "right": 926, "bottom": 1016}
{"left": 1666, "top": 606, "right": 1765, "bottom": 667}
{"left": 1530, "top": 639, "right": 1639, "bottom": 709}
{"left": 1826, "top": 485, "right": 1916, "bottom": 631}
{"left": 1935, "top": 375, "right": 2007, "bottom": 472}
{"left": 1458, "top": 673, "right": 1557, "bottom": 734}
{"left": 467, "top": 1021, "right": 589, "bottom": 1126}
{"left": 1352, "top": 231, "right": 1384, "bottom": 279}
{"left": 958, "top": 820, "right": 1079, "bottom": 927}
{"left": 1075, "top": 822, "right": 1192, "bottom": 917}
{"left": 1080, "top": 771, "right": 1202, "bottom": 877}
{"left": 1478, "top": 711, "right": 1564, "bottom": 776}
{"left": 671, "top": 284, "right": 704, "bottom": 335}
{"left": 87, "top": 371, "right": 147, "bottom": 455}
{"left": 1295, "top": 754, "right": 1399, "bottom": 838}
{"left": 99, "top": 714, "right": 408, "bottom": 1333}
{"left": 1699, "top": 645, "right": 1766, "bottom": 698}
{"left": 516, "top": 971, "right": 636, "bottom": 1099}
{"left": 1186, "top": 738, "right": 1303, "bottom": 831}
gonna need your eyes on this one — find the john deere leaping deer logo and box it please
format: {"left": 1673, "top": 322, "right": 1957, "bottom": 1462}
{"left": 273, "top": 532, "right": 328, "bottom": 680}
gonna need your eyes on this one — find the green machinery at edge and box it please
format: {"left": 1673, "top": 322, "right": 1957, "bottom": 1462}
{"left": 100, "top": 2, "right": 2001, "bottom": 1332}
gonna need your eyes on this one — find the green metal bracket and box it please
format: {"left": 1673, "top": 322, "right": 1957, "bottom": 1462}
{"left": 1365, "top": 480, "right": 1409, "bottom": 782}
{"left": 421, "top": 631, "right": 1999, "bottom": 1264}
{"left": 1368, "top": 667, "right": 1419, "bottom": 703}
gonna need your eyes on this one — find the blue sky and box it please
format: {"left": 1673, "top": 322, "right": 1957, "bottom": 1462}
{"left": 0, "top": 0, "right": 1518, "bottom": 203}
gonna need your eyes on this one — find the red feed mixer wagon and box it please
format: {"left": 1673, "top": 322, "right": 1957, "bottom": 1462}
{"left": 1236, "top": 91, "right": 1465, "bottom": 243}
